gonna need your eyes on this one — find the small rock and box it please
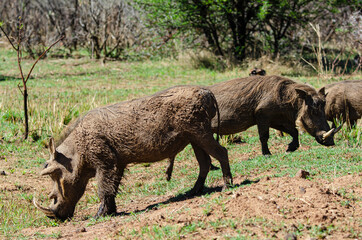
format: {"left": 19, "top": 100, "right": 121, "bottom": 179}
{"left": 232, "top": 192, "right": 241, "bottom": 198}
{"left": 76, "top": 227, "right": 86, "bottom": 233}
{"left": 284, "top": 233, "right": 297, "bottom": 240}
{"left": 289, "top": 224, "right": 298, "bottom": 232}
{"left": 299, "top": 186, "right": 306, "bottom": 194}
{"left": 295, "top": 169, "right": 310, "bottom": 179}
{"left": 0, "top": 170, "right": 6, "bottom": 176}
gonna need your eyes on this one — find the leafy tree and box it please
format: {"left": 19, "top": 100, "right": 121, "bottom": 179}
{"left": 137, "top": 0, "right": 361, "bottom": 62}
{"left": 143, "top": 0, "right": 264, "bottom": 61}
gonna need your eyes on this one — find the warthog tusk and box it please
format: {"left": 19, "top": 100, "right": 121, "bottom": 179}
{"left": 322, "top": 128, "right": 334, "bottom": 140}
{"left": 40, "top": 165, "right": 58, "bottom": 176}
{"left": 33, "top": 197, "right": 56, "bottom": 217}
{"left": 333, "top": 124, "right": 343, "bottom": 134}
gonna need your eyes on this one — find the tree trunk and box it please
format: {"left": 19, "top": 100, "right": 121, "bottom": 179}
{"left": 273, "top": 37, "right": 279, "bottom": 60}
{"left": 23, "top": 88, "right": 29, "bottom": 140}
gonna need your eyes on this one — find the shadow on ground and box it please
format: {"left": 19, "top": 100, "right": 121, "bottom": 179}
{"left": 115, "top": 178, "right": 260, "bottom": 217}
{"left": 0, "top": 75, "right": 20, "bottom": 81}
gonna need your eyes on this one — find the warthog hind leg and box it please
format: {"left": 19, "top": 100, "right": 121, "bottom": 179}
{"left": 166, "top": 155, "right": 175, "bottom": 181}
{"left": 188, "top": 143, "right": 212, "bottom": 195}
{"left": 193, "top": 133, "right": 233, "bottom": 191}
{"left": 257, "top": 123, "right": 271, "bottom": 155}
{"left": 166, "top": 155, "right": 219, "bottom": 182}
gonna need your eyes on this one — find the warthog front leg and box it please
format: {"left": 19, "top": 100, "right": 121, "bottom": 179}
{"left": 95, "top": 166, "right": 125, "bottom": 218}
{"left": 273, "top": 126, "right": 299, "bottom": 152}
{"left": 285, "top": 128, "right": 299, "bottom": 152}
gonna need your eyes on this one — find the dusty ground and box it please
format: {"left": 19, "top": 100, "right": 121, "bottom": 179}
{"left": 1, "top": 158, "right": 361, "bottom": 240}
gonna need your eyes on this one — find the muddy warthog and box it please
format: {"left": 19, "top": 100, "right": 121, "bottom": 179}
{"left": 34, "top": 86, "right": 233, "bottom": 220}
{"left": 322, "top": 80, "right": 362, "bottom": 128}
{"left": 249, "top": 68, "right": 266, "bottom": 76}
{"left": 165, "top": 76, "right": 340, "bottom": 181}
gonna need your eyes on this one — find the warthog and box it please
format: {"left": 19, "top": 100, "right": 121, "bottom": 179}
{"left": 249, "top": 68, "right": 266, "bottom": 76}
{"left": 323, "top": 80, "right": 362, "bottom": 128}
{"left": 210, "top": 76, "right": 340, "bottom": 155}
{"left": 166, "top": 76, "right": 341, "bottom": 180}
{"left": 165, "top": 76, "right": 341, "bottom": 180}
{"left": 34, "top": 86, "right": 233, "bottom": 220}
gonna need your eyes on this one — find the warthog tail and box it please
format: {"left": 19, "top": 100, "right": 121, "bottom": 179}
{"left": 211, "top": 92, "right": 220, "bottom": 143}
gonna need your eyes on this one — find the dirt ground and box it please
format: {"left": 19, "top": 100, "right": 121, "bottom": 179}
{"left": 1, "top": 159, "right": 361, "bottom": 240}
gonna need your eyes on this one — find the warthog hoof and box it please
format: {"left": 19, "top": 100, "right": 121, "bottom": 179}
{"left": 286, "top": 143, "right": 299, "bottom": 152}
{"left": 95, "top": 199, "right": 117, "bottom": 218}
{"left": 210, "top": 163, "right": 220, "bottom": 171}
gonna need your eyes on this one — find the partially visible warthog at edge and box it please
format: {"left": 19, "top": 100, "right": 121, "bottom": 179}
{"left": 165, "top": 76, "right": 340, "bottom": 181}
{"left": 34, "top": 86, "right": 233, "bottom": 221}
{"left": 322, "top": 80, "right": 362, "bottom": 128}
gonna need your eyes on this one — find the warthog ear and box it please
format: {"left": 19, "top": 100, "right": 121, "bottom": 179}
{"left": 296, "top": 88, "right": 314, "bottom": 105}
{"left": 49, "top": 137, "right": 56, "bottom": 155}
{"left": 318, "top": 87, "right": 326, "bottom": 96}
{"left": 295, "top": 88, "right": 307, "bottom": 99}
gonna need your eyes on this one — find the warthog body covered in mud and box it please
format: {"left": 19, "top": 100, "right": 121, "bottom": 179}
{"left": 34, "top": 86, "right": 232, "bottom": 220}
{"left": 323, "top": 80, "right": 362, "bottom": 128}
{"left": 209, "top": 75, "right": 339, "bottom": 155}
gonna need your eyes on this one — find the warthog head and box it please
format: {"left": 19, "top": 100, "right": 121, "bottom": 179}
{"left": 295, "top": 87, "right": 341, "bottom": 146}
{"left": 33, "top": 137, "right": 94, "bottom": 221}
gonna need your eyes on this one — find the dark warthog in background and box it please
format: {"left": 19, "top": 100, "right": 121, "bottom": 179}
{"left": 165, "top": 76, "right": 340, "bottom": 181}
{"left": 210, "top": 75, "right": 340, "bottom": 155}
{"left": 249, "top": 68, "right": 266, "bottom": 76}
{"left": 34, "top": 86, "right": 233, "bottom": 220}
{"left": 323, "top": 80, "right": 362, "bottom": 128}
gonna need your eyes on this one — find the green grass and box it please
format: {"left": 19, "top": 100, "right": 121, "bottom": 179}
{"left": 0, "top": 48, "right": 361, "bottom": 239}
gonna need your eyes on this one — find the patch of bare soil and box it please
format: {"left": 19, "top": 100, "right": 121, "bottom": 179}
{"left": 16, "top": 172, "right": 361, "bottom": 240}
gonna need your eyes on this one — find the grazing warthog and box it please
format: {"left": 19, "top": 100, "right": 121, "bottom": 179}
{"left": 165, "top": 76, "right": 340, "bottom": 180}
{"left": 323, "top": 80, "right": 362, "bottom": 128}
{"left": 210, "top": 75, "right": 341, "bottom": 155}
{"left": 34, "top": 86, "right": 233, "bottom": 220}
{"left": 249, "top": 68, "right": 266, "bottom": 76}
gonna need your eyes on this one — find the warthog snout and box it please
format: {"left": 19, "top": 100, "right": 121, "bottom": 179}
{"left": 315, "top": 125, "right": 342, "bottom": 146}
{"left": 33, "top": 197, "right": 75, "bottom": 221}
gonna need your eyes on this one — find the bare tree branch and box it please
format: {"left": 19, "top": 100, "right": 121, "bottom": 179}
{"left": 24, "top": 35, "right": 65, "bottom": 84}
{"left": 0, "top": 25, "right": 18, "bottom": 51}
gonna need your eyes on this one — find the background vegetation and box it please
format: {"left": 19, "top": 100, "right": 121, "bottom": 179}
{"left": 0, "top": 0, "right": 361, "bottom": 70}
